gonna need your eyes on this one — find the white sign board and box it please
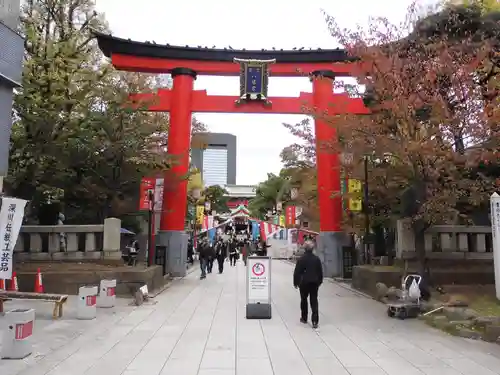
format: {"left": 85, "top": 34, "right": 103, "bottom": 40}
{"left": 246, "top": 256, "right": 271, "bottom": 303}
{"left": 154, "top": 178, "right": 164, "bottom": 212}
{"left": 491, "top": 192, "right": 500, "bottom": 299}
{"left": 0, "top": 197, "right": 28, "bottom": 279}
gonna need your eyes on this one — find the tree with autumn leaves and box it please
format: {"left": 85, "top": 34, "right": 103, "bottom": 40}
{"left": 6, "top": 0, "right": 206, "bottom": 228}
{"left": 283, "top": 1, "right": 499, "bottom": 275}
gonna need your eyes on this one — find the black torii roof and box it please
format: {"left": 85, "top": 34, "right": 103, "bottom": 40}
{"left": 93, "top": 31, "right": 356, "bottom": 63}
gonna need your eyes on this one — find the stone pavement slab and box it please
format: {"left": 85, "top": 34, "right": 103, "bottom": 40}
{"left": 2, "top": 257, "right": 500, "bottom": 375}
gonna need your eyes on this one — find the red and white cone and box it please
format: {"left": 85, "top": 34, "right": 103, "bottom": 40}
{"left": 34, "top": 268, "right": 44, "bottom": 293}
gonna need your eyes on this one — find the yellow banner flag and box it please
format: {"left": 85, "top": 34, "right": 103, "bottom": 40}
{"left": 349, "top": 198, "right": 363, "bottom": 212}
{"left": 196, "top": 205, "right": 205, "bottom": 224}
{"left": 348, "top": 179, "right": 362, "bottom": 193}
{"left": 279, "top": 215, "right": 285, "bottom": 227}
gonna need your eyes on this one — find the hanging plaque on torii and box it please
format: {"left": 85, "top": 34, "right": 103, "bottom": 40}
{"left": 233, "top": 58, "right": 275, "bottom": 106}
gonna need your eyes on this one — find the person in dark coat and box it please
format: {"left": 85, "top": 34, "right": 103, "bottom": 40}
{"left": 197, "top": 238, "right": 209, "bottom": 279}
{"left": 215, "top": 238, "right": 226, "bottom": 273}
{"left": 206, "top": 241, "right": 216, "bottom": 273}
{"left": 293, "top": 240, "right": 323, "bottom": 328}
{"left": 187, "top": 238, "right": 194, "bottom": 264}
{"left": 241, "top": 241, "right": 248, "bottom": 266}
{"left": 229, "top": 238, "right": 237, "bottom": 266}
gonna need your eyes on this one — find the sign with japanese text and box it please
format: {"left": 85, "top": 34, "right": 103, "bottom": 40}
{"left": 245, "top": 65, "right": 263, "bottom": 94}
{"left": 196, "top": 205, "right": 205, "bottom": 225}
{"left": 349, "top": 199, "right": 363, "bottom": 212}
{"left": 153, "top": 178, "right": 164, "bottom": 212}
{"left": 348, "top": 179, "right": 363, "bottom": 212}
{"left": 247, "top": 256, "right": 271, "bottom": 303}
{"left": 285, "top": 206, "right": 296, "bottom": 226}
{"left": 341, "top": 173, "right": 347, "bottom": 211}
{"left": 0, "top": 197, "right": 28, "bottom": 280}
{"left": 279, "top": 215, "right": 285, "bottom": 227}
{"left": 234, "top": 58, "right": 275, "bottom": 105}
{"left": 138, "top": 177, "right": 155, "bottom": 211}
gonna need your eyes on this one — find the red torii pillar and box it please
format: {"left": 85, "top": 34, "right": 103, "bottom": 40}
{"left": 311, "top": 70, "right": 344, "bottom": 277}
{"left": 157, "top": 68, "right": 196, "bottom": 275}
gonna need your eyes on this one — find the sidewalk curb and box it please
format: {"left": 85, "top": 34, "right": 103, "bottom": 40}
{"left": 327, "top": 279, "right": 374, "bottom": 300}
{"left": 149, "top": 263, "right": 198, "bottom": 298}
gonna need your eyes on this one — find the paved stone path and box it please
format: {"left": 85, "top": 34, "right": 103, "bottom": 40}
{"left": 3, "top": 259, "right": 500, "bottom": 375}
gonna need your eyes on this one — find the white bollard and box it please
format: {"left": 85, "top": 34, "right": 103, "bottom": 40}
{"left": 77, "top": 285, "right": 98, "bottom": 320}
{"left": 1, "top": 308, "right": 35, "bottom": 359}
{"left": 97, "top": 279, "right": 116, "bottom": 308}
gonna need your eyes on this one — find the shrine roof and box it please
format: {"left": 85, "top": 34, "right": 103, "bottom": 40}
{"left": 93, "top": 31, "right": 355, "bottom": 64}
{"left": 230, "top": 205, "right": 250, "bottom": 217}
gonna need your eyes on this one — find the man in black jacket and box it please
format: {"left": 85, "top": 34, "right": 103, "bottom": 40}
{"left": 206, "top": 242, "right": 216, "bottom": 273}
{"left": 293, "top": 241, "right": 323, "bottom": 328}
{"left": 197, "top": 238, "right": 209, "bottom": 279}
{"left": 215, "top": 238, "right": 226, "bottom": 273}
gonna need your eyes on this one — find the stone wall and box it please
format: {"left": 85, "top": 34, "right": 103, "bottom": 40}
{"left": 14, "top": 218, "right": 122, "bottom": 263}
{"left": 352, "top": 265, "right": 495, "bottom": 297}
{"left": 396, "top": 219, "right": 492, "bottom": 262}
{"left": 15, "top": 265, "right": 165, "bottom": 296}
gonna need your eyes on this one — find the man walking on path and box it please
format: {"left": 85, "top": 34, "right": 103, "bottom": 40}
{"left": 229, "top": 238, "right": 237, "bottom": 266}
{"left": 293, "top": 240, "right": 323, "bottom": 328}
{"left": 198, "top": 238, "right": 209, "bottom": 279}
{"left": 206, "top": 242, "right": 215, "bottom": 273}
{"left": 215, "top": 239, "right": 226, "bottom": 273}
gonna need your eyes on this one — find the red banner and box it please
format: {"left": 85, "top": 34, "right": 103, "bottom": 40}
{"left": 285, "top": 206, "right": 296, "bottom": 226}
{"left": 139, "top": 177, "right": 156, "bottom": 211}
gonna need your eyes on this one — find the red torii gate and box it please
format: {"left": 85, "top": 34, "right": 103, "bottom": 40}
{"left": 94, "top": 32, "right": 369, "bottom": 276}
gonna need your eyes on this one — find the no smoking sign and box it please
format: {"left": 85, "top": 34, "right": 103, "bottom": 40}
{"left": 252, "top": 262, "right": 265, "bottom": 276}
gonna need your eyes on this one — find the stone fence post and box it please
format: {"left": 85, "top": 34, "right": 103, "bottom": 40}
{"left": 103, "top": 217, "right": 121, "bottom": 262}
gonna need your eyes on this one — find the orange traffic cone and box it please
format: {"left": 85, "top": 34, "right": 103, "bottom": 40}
{"left": 0, "top": 279, "right": 4, "bottom": 290}
{"left": 34, "top": 268, "right": 44, "bottom": 293}
{"left": 8, "top": 272, "right": 18, "bottom": 291}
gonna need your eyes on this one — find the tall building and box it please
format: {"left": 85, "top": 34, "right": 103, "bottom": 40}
{"left": 0, "top": 0, "right": 23, "bottom": 177}
{"left": 191, "top": 132, "right": 237, "bottom": 187}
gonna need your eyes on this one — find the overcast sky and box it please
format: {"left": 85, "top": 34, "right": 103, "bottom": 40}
{"left": 95, "top": 0, "right": 436, "bottom": 185}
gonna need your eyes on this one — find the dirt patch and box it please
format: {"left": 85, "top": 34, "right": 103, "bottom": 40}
{"left": 433, "top": 285, "right": 500, "bottom": 316}
{"left": 421, "top": 284, "right": 500, "bottom": 343}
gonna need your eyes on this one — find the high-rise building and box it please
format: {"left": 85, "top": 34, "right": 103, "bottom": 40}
{"left": 191, "top": 132, "right": 236, "bottom": 187}
{"left": 0, "top": 0, "right": 23, "bottom": 177}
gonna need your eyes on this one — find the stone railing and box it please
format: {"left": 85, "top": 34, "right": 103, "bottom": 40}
{"left": 396, "top": 219, "right": 492, "bottom": 260}
{"left": 14, "top": 218, "right": 122, "bottom": 262}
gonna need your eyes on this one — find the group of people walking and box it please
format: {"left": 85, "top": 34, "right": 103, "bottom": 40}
{"left": 195, "top": 233, "right": 247, "bottom": 279}
{"left": 193, "top": 232, "right": 323, "bottom": 329}
{"left": 194, "top": 231, "right": 273, "bottom": 279}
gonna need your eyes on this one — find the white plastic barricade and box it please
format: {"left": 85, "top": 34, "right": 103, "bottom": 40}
{"left": 1, "top": 308, "right": 35, "bottom": 359}
{"left": 245, "top": 256, "right": 272, "bottom": 319}
{"left": 97, "top": 279, "right": 116, "bottom": 308}
{"left": 77, "top": 285, "right": 98, "bottom": 320}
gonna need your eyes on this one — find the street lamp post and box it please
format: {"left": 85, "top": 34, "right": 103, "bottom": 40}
{"left": 363, "top": 155, "right": 371, "bottom": 264}
{"left": 147, "top": 189, "right": 155, "bottom": 267}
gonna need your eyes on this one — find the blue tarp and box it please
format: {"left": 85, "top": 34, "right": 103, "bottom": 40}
{"left": 208, "top": 228, "right": 216, "bottom": 244}
{"left": 251, "top": 220, "right": 260, "bottom": 240}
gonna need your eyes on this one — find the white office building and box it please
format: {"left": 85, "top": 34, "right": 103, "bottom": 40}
{"left": 202, "top": 147, "right": 228, "bottom": 187}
